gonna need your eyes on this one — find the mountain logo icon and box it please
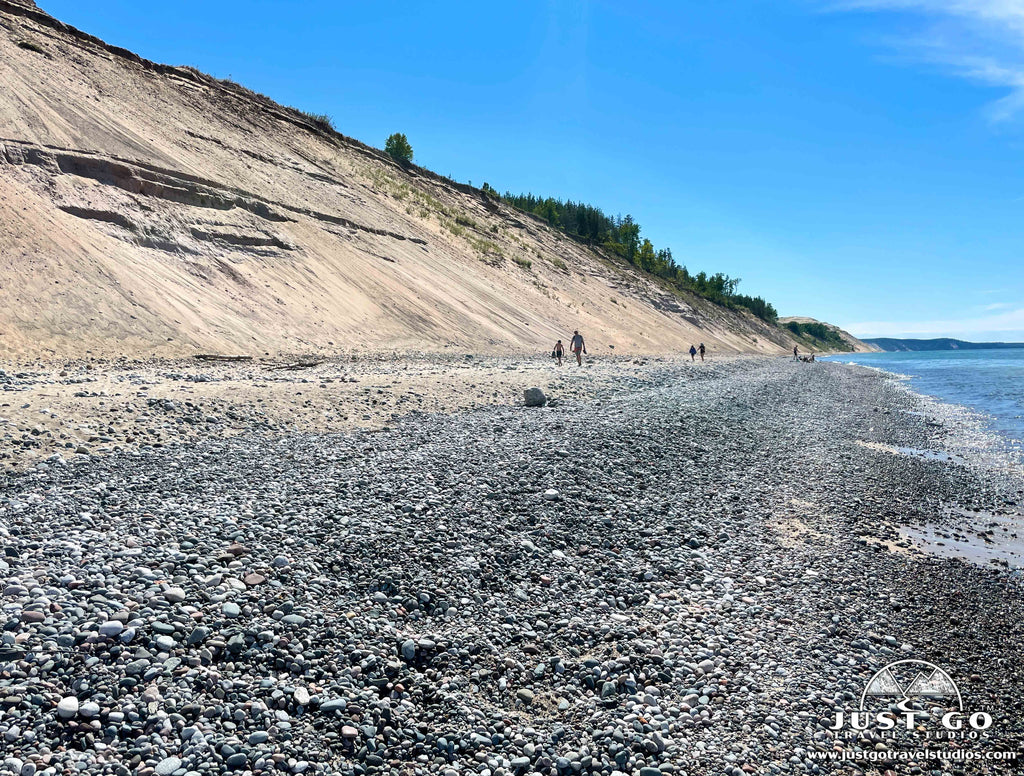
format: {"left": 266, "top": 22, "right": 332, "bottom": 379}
{"left": 859, "top": 659, "right": 963, "bottom": 711}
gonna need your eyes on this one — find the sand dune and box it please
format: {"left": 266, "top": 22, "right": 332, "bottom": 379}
{"left": 0, "top": 0, "right": 852, "bottom": 361}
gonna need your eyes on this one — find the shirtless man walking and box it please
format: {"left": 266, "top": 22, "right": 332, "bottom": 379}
{"left": 570, "top": 330, "right": 586, "bottom": 366}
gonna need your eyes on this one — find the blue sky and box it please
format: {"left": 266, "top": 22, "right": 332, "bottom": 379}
{"left": 38, "top": 0, "right": 1024, "bottom": 340}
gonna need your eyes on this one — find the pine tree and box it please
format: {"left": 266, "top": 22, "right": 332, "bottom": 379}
{"left": 384, "top": 133, "right": 413, "bottom": 163}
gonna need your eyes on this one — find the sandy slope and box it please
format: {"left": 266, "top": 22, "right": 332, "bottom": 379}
{"left": 1, "top": 0, "right": 829, "bottom": 361}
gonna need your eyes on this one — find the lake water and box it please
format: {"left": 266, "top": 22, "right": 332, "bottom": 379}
{"left": 828, "top": 349, "right": 1024, "bottom": 448}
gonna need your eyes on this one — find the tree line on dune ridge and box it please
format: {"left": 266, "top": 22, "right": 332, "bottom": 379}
{"left": 250, "top": 100, "right": 778, "bottom": 326}
{"left": 481, "top": 187, "right": 779, "bottom": 324}
{"left": 784, "top": 321, "right": 852, "bottom": 351}
{"left": 195, "top": 79, "right": 778, "bottom": 326}
{"left": 282, "top": 108, "right": 778, "bottom": 325}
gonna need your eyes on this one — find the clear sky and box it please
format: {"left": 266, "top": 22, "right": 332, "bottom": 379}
{"left": 36, "top": 0, "right": 1024, "bottom": 341}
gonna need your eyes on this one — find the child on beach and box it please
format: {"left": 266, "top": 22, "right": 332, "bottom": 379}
{"left": 552, "top": 340, "right": 564, "bottom": 366}
{"left": 689, "top": 345, "right": 697, "bottom": 361}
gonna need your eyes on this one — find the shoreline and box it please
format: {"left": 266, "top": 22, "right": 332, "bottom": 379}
{"left": 825, "top": 351, "right": 1024, "bottom": 448}
{"left": 0, "top": 357, "right": 1022, "bottom": 773}
{"left": 826, "top": 356, "right": 1024, "bottom": 572}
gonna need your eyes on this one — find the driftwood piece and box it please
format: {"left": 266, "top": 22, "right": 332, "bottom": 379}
{"left": 194, "top": 354, "right": 253, "bottom": 362}
{"left": 268, "top": 360, "right": 324, "bottom": 371}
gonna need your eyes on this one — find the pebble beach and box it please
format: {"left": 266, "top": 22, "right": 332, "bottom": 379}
{"left": 0, "top": 357, "right": 1021, "bottom": 775}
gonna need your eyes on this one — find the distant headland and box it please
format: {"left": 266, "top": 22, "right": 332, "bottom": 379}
{"left": 864, "top": 337, "right": 1024, "bottom": 352}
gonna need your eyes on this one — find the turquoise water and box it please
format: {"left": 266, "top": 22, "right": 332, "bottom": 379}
{"left": 827, "top": 349, "right": 1024, "bottom": 446}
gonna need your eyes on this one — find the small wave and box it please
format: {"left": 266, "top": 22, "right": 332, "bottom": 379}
{"left": 837, "top": 361, "right": 914, "bottom": 380}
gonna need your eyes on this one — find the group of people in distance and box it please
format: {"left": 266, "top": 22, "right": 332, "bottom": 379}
{"left": 552, "top": 330, "right": 706, "bottom": 366}
{"left": 552, "top": 330, "right": 586, "bottom": 366}
{"left": 551, "top": 334, "right": 813, "bottom": 366}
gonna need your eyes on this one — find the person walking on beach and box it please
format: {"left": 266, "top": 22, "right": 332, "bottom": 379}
{"left": 570, "top": 330, "right": 586, "bottom": 366}
{"left": 698, "top": 343, "right": 706, "bottom": 362}
{"left": 793, "top": 345, "right": 799, "bottom": 360}
{"left": 552, "top": 339, "right": 564, "bottom": 367}
{"left": 689, "top": 345, "right": 697, "bottom": 362}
